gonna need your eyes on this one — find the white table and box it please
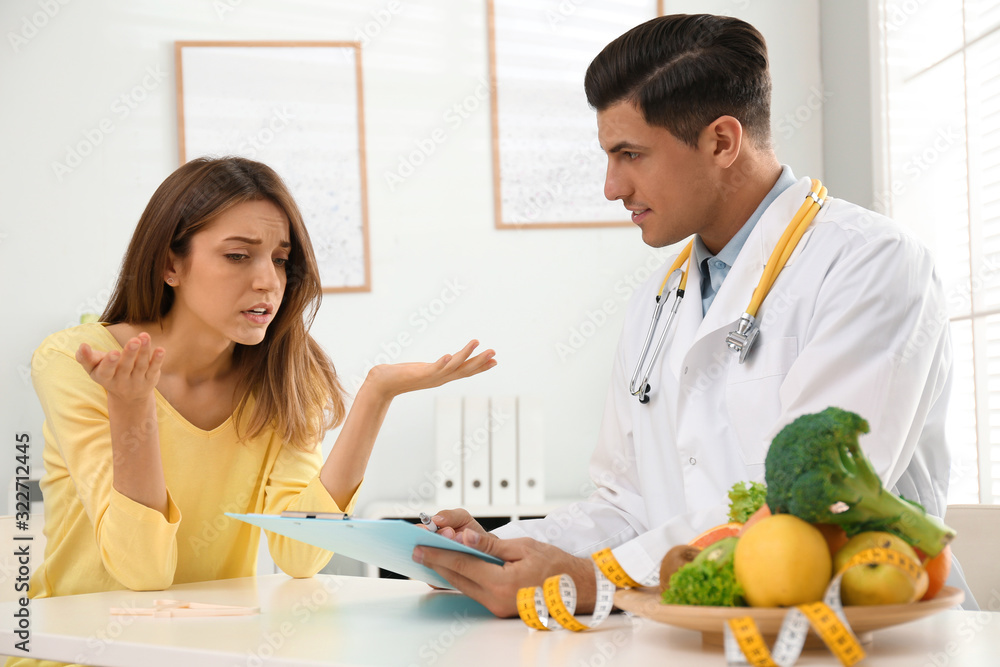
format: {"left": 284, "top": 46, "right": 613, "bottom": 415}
{"left": 0, "top": 574, "right": 996, "bottom": 666}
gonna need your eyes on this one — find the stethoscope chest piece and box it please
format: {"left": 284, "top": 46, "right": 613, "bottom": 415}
{"left": 628, "top": 179, "right": 827, "bottom": 403}
{"left": 725, "top": 312, "right": 760, "bottom": 364}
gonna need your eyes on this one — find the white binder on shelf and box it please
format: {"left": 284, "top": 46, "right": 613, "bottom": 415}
{"left": 489, "top": 396, "right": 518, "bottom": 506}
{"left": 462, "top": 396, "right": 492, "bottom": 505}
{"left": 434, "top": 396, "right": 463, "bottom": 506}
{"left": 517, "top": 396, "right": 545, "bottom": 504}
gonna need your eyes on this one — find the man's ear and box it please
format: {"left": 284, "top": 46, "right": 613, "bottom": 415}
{"left": 701, "top": 115, "right": 743, "bottom": 169}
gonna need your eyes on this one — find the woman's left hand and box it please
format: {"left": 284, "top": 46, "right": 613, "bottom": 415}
{"left": 364, "top": 340, "right": 496, "bottom": 398}
{"left": 318, "top": 340, "right": 497, "bottom": 508}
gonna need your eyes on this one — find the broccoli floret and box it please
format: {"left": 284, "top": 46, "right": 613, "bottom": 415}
{"left": 662, "top": 537, "right": 745, "bottom": 607}
{"left": 727, "top": 481, "right": 767, "bottom": 523}
{"left": 765, "top": 407, "right": 955, "bottom": 557}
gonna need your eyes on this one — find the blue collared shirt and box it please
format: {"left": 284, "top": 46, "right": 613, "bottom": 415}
{"left": 692, "top": 166, "right": 798, "bottom": 315}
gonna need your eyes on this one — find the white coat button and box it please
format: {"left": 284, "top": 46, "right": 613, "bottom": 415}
{"left": 683, "top": 366, "right": 689, "bottom": 374}
{"left": 689, "top": 457, "right": 696, "bottom": 465}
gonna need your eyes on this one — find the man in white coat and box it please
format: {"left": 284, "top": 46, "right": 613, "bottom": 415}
{"left": 414, "top": 13, "right": 967, "bottom": 615}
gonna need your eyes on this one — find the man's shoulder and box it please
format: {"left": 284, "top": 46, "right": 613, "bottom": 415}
{"left": 811, "top": 196, "right": 932, "bottom": 262}
{"left": 816, "top": 196, "right": 912, "bottom": 244}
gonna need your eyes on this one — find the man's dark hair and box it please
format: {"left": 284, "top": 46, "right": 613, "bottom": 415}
{"left": 584, "top": 14, "right": 772, "bottom": 147}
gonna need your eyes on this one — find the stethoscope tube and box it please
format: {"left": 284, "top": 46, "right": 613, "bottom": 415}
{"left": 628, "top": 270, "right": 685, "bottom": 404}
{"left": 628, "top": 179, "right": 827, "bottom": 405}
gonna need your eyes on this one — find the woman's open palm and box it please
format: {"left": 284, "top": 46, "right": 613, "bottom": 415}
{"left": 75, "top": 332, "right": 165, "bottom": 403}
{"left": 366, "top": 340, "right": 496, "bottom": 397}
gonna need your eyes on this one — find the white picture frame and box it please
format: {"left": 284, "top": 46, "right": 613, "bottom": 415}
{"left": 489, "top": 0, "right": 660, "bottom": 229}
{"left": 176, "top": 41, "right": 371, "bottom": 292}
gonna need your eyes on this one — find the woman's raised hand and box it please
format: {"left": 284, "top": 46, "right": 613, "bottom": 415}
{"left": 364, "top": 340, "right": 496, "bottom": 398}
{"left": 319, "top": 340, "right": 497, "bottom": 508}
{"left": 75, "top": 332, "right": 165, "bottom": 403}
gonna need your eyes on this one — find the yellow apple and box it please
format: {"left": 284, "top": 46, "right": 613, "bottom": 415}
{"left": 834, "top": 531, "right": 928, "bottom": 605}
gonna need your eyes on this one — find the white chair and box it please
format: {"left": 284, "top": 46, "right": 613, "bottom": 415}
{"left": 945, "top": 504, "right": 1000, "bottom": 608}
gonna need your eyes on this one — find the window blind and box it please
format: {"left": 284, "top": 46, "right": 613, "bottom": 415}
{"left": 881, "top": 0, "right": 1000, "bottom": 503}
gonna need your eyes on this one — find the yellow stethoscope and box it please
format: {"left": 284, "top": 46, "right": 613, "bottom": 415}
{"left": 629, "top": 179, "right": 828, "bottom": 404}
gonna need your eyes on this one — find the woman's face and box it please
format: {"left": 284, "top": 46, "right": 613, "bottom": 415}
{"left": 166, "top": 198, "right": 291, "bottom": 347}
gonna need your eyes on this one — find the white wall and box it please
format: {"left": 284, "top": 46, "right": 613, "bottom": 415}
{"left": 0, "top": 0, "right": 824, "bottom": 515}
{"left": 819, "top": 0, "right": 878, "bottom": 210}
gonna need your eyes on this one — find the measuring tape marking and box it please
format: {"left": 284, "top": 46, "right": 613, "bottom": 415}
{"left": 838, "top": 546, "right": 920, "bottom": 582}
{"left": 592, "top": 547, "right": 643, "bottom": 589}
{"left": 516, "top": 563, "right": 617, "bottom": 632}
{"left": 516, "top": 585, "right": 548, "bottom": 631}
{"left": 726, "top": 617, "right": 779, "bottom": 667}
{"left": 797, "top": 602, "right": 865, "bottom": 667}
{"left": 544, "top": 575, "right": 587, "bottom": 632}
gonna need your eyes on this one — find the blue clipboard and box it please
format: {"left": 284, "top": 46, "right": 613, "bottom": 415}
{"left": 227, "top": 513, "right": 503, "bottom": 589}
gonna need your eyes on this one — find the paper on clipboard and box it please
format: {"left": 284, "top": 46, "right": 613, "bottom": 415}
{"left": 227, "top": 513, "right": 504, "bottom": 589}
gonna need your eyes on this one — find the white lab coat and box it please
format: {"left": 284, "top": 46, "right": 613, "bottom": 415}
{"left": 496, "top": 175, "right": 968, "bottom": 601}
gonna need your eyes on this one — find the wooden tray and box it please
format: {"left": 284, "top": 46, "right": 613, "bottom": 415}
{"left": 614, "top": 586, "right": 964, "bottom": 649}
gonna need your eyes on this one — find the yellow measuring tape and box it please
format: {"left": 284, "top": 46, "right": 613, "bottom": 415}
{"left": 799, "top": 602, "right": 866, "bottom": 664}
{"left": 838, "top": 546, "right": 922, "bottom": 580}
{"left": 516, "top": 568, "right": 617, "bottom": 631}
{"left": 592, "top": 547, "right": 643, "bottom": 588}
{"left": 723, "top": 546, "right": 921, "bottom": 667}
{"left": 727, "top": 616, "right": 779, "bottom": 667}
{"left": 515, "top": 548, "right": 627, "bottom": 632}
{"left": 518, "top": 546, "right": 921, "bottom": 667}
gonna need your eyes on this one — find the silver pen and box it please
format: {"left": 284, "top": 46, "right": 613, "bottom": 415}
{"left": 418, "top": 512, "right": 438, "bottom": 533}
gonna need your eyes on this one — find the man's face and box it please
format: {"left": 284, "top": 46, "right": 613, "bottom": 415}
{"left": 597, "top": 101, "right": 715, "bottom": 248}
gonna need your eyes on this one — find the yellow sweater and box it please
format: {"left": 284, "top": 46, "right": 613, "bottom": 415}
{"left": 6, "top": 323, "right": 355, "bottom": 667}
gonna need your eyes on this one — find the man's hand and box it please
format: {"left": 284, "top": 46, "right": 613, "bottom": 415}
{"left": 420, "top": 508, "right": 487, "bottom": 541}
{"left": 413, "top": 531, "right": 596, "bottom": 618}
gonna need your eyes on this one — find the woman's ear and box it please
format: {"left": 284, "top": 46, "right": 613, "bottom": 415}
{"left": 702, "top": 115, "right": 743, "bottom": 169}
{"left": 164, "top": 251, "right": 180, "bottom": 287}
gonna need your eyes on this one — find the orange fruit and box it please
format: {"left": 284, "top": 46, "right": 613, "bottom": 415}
{"left": 737, "top": 505, "right": 771, "bottom": 536}
{"left": 915, "top": 544, "right": 952, "bottom": 601}
{"left": 814, "top": 523, "right": 849, "bottom": 558}
{"left": 688, "top": 522, "right": 742, "bottom": 548}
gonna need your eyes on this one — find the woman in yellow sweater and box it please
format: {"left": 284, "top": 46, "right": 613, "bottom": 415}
{"left": 10, "top": 157, "right": 495, "bottom": 667}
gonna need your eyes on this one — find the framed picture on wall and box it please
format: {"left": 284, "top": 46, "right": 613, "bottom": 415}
{"left": 176, "top": 41, "right": 371, "bottom": 292}
{"left": 488, "top": 0, "right": 660, "bottom": 229}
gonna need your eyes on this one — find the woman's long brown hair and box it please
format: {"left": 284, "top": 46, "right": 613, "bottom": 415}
{"left": 102, "top": 157, "right": 346, "bottom": 448}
